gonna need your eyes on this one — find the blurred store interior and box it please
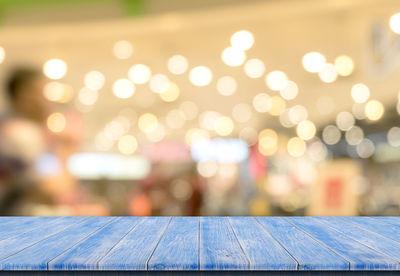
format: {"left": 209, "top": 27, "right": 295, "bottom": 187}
{"left": 0, "top": 0, "right": 400, "bottom": 216}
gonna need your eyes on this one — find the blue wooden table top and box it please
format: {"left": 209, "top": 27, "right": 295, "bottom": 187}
{"left": 0, "top": 216, "right": 400, "bottom": 272}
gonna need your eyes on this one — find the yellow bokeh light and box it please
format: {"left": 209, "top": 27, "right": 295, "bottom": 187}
{"left": 390, "top": 13, "right": 400, "bottom": 34}
{"left": 185, "top": 128, "right": 210, "bottom": 146}
{"left": 244, "top": 58, "right": 265, "bottom": 78}
{"left": 112, "top": 78, "right": 135, "bottom": 98}
{"left": 149, "top": 74, "right": 170, "bottom": 94}
{"left": 265, "top": 70, "right": 288, "bottom": 91}
{"left": 118, "top": 135, "right": 138, "bottom": 155}
{"left": 365, "top": 99, "right": 384, "bottom": 121}
{"left": 189, "top": 66, "right": 213, "bottom": 87}
{"left": 334, "top": 55, "right": 354, "bottom": 77}
{"left": 216, "top": 76, "right": 237, "bottom": 96}
{"left": 43, "top": 82, "right": 72, "bottom": 103}
{"left": 252, "top": 93, "right": 272, "bottom": 113}
{"left": 43, "top": 59, "right": 67, "bottom": 80}
{"left": 168, "top": 55, "right": 188, "bottom": 75}
{"left": 160, "top": 82, "right": 180, "bottom": 102}
{"left": 221, "top": 46, "right": 246, "bottom": 67}
{"left": 138, "top": 113, "right": 158, "bottom": 133}
{"left": 197, "top": 161, "right": 218, "bottom": 178}
{"left": 351, "top": 83, "right": 370, "bottom": 103}
{"left": 230, "top": 30, "right": 254, "bottom": 51}
{"left": 78, "top": 87, "right": 98, "bottom": 105}
{"left": 296, "top": 120, "right": 316, "bottom": 141}
{"left": 318, "top": 63, "right": 338, "bottom": 83}
{"left": 0, "top": 46, "right": 5, "bottom": 64}
{"left": 84, "top": 71, "right": 105, "bottom": 90}
{"left": 128, "top": 64, "right": 152, "bottom": 84}
{"left": 269, "top": 96, "right": 286, "bottom": 116}
{"left": 302, "top": 52, "right": 326, "bottom": 73}
{"left": 287, "top": 137, "right": 306, "bottom": 157}
{"left": 113, "top": 40, "right": 133, "bottom": 59}
{"left": 258, "top": 129, "right": 278, "bottom": 156}
{"left": 214, "top": 116, "right": 234, "bottom": 136}
{"left": 47, "top": 112, "right": 66, "bottom": 133}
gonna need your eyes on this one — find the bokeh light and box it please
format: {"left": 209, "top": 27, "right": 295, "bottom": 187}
{"left": 318, "top": 63, "right": 338, "bottom": 83}
{"left": 230, "top": 30, "right": 254, "bottom": 51}
{"left": 84, "top": 71, "right": 105, "bottom": 91}
{"left": 43, "top": 59, "right": 67, "bottom": 80}
{"left": 185, "top": 128, "right": 210, "bottom": 146}
{"left": 252, "top": 93, "right": 272, "bottom": 113}
{"left": 113, "top": 40, "right": 133, "bottom": 59}
{"left": 78, "top": 87, "right": 98, "bottom": 105}
{"left": 43, "top": 82, "right": 74, "bottom": 103}
{"left": 197, "top": 161, "right": 218, "bottom": 178}
{"left": 258, "top": 129, "right": 278, "bottom": 156}
{"left": 351, "top": 83, "right": 370, "bottom": 103}
{"left": 296, "top": 120, "right": 316, "bottom": 141}
{"left": 265, "top": 70, "right": 288, "bottom": 91}
{"left": 279, "top": 80, "right": 298, "bottom": 100}
{"left": 118, "top": 135, "right": 138, "bottom": 155}
{"left": 269, "top": 96, "right": 286, "bottom": 116}
{"left": 168, "top": 55, "right": 188, "bottom": 75}
{"left": 149, "top": 74, "right": 170, "bottom": 93}
{"left": 138, "top": 113, "right": 158, "bottom": 133}
{"left": 0, "top": 46, "right": 5, "bottom": 64}
{"left": 160, "top": 82, "right": 180, "bottom": 102}
{"left": 302, "top": 52, "right": 326, "bottom": 73}
{"left": 189, "top": 66, "right": 213, "bottom": 86}
{"left": 128, "top": 64, "right": 152, "bottom": 84}
{"left": 244, "top": 58, "right": 265, "bottom": 78}
{"left": 214, "top": 116, "right": 234, "bottom": 136}
{"left": 388, "top": 127, "right": 400, "bottom": 147}
{"left": 356, "top": 138, "right": 375, "bottom": 158}
{"left": 365, "top": 99, "right": 384, "bottom": 121}
{"left": 288, "top": 105, "right": 308, "bottom": 124}
{"left": 322, "top": 125, "right": 341, "bottom": 145}
{"left": 47, "top": 112, "right": 66, "bottom": 133}
{"left": 287, "top": 137, "right": 306, "bottom": 157}
{"left": 336, "top": 111, "right": 355, "bottom": 131}
{"left": 334, "top": 55, "right": 354, "bottom": 77}
{"left": 221, "top": 47, "right": 246, "bottom": 67}
{"left": 345, "top": 126, "right": 364, "bottom": 145}
{"left": 216, "top": 76, "right": 237, "bottom": 96}
{"left": 112, "top": 78, "right": 135, "bottom": 98}
{"left": 390, "top": 13, "right": 400, "bottom": 34}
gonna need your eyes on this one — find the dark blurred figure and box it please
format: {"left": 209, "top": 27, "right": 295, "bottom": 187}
{"left": 0, "top": 68, "right": 53, "bottom": 215}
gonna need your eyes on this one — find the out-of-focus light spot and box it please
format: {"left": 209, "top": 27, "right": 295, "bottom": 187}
{"left": 146, "top": 123, "right": 166, "bottom": 142}
{"left": 316, "top": 96, "right": 335, "bottom": 115}
{"left": 191, "top": 138, "right": 249, "bottom": 163}
{"left": 265, "top": 70, "right": 288, "bottom": 91}
{"left": 216, "top": 76, "right": 237, "bottom": 96}
{"left": 112, "top": 78, "right": 135, "bottom": 98}
{"left": 170, "top": 179, "right": 193, "bottom": 201}
{"left": 352, "top": 103, "right": 366, "bottom": 120}
{"left": 84, "top": 71, "right": 105, "bottom": 90}
{"left": 47, "top": 112, "right": 66, "bottom": 133}
{"left": 160, "top": 82, "right": 180, "bottom": 102}
{"left": 390, "top": 13, "right": 400, "bottom": 34}
{"left": 168, "top": 55, "right": 188, "bottom": 75}
{"left": 197, "top": 161, "right": 218, "bottom": 178}
{"left": 166, "top": 109, "right": 185, "bottom": 129}
{"left": 113, "top": 40, "right": 133, "bottom": 59}
{"left": 351, "top": 83, "right": 370, "bottom": 103}
{"left": 345, "top": 126, "right": 364, "bottom": 145}
{"left": 258, "top": 129, "right": 278, "bottom": 156}
{"left": 138, "top": 113, "right": 158, "bottom": 133}
{"left": 74, "top": 97, "right": 93, "bottom": 113}
{"left": 221, "top": 47, "right": 246, "bottom": 67}
{"left": 114, "top": 115, "right": 131, "bottom": 133}
{"left": 302, "top": 52, "right": 326, "bottom": 73}
{"left": 43, "top": 59, "right": 67, "bottom": 80}
{"left": 253, "top": 93, "right": 272, "bottom": 113}
{"left": 296, "top": 120, "right": 316, "bottom": 141}
{"left": 180, "top": 101, "right": 198, "bottom": 120}
{"left": 199, "top": 111, "right": 220, "bottom": 130}
{"left": 334, "top": 55, "right": 354, "bottom": 77}
{"left": 149, "top": 73, "right": 170, "bottom": 93}
{"left": 280, "top": 80, "right": 298, "bottom": 100}
{"left": 43, "top": 82, "right": 71, "bottom": 103}
{"left": 356, "top": 138, "right": 375, "bottom": 158}
{"left": 35, "top": 153, "right": 62, "bottom": 176}
{"left": 104, "top": 121, "right": 125, "bottom": 140}
{"left": 322, "top": 125, "right": 341, "bottom": 145}
{"left": 336, "top": 111, "right": 355, "bottom": 131}
{"left": 189, "top": 66, "right": 213, "bottom": 86}
{"left": 128, "top": 64, "right": 151, "bottom": 84}
{"left": 78, "top": 87, "right": 98, "bottom": 105}
{"left": 118, "top": 135, "right": 138, "bottom": 155}
{"left": 230, "top": 30, "right": 254, "bottom": 51}
{"left": 279, "top": 109, "right": 295, "bottom": 128}
{"left": 388, "top": 127, "right": 400, "bottom": 147}
{"left": 0, "top": 46, "right": 5, "bottom": 64}
{"left": 288, "top": 105, "right": 308, "bottom": 124}
{"left": 239, "top": 127, "right": 258, "bottom": 146}
{"left": 269, "top": 96, "right": 286, "bottom": 116}
{"left": 318, "top": 63, "right": 338, "bottom": 83}
{"left": 287, "top": 137, "right": 306, "bottom": 157}
{"left": 214, "top": 116, "right": 234, "bottom": 136}
{"left": 365, "top": 99, "right": 384, "bottom": 121}
{"left": 95, "top": 132, "right": 114, "bottom": 151}
{"left": 307, "top": 139, "right": 328, "bottom": 162}
{"left": 185, "top": 128, "right": 209, "bottom": 146}
{"left": 232, "top": 103, "right": 252, "bottom": 123}
{"left": 244, "top": 58, "right": 265, "bottom": 78}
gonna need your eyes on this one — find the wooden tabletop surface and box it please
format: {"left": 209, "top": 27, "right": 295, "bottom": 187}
{"left": 0, "top": 216, "right": 400, "bottom": 272}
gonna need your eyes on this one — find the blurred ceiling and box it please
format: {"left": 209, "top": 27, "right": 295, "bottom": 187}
{"left": 0, "top": 0, "right": 399, "bottom": 151}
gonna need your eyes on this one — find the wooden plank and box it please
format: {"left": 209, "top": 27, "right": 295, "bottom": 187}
{"left": 287, "top": 217, "right": 400, "bottom": 270}
{"left": 340, "top": 216, "right": 400, "bottom": 243}
{"left": 98, "top": 217, "right": 171, "bottom": 270}
{"left": 0, "top": 217, "right": 113, "bottom": 270}
{"left": 369, "top": 217, "right": 400, "bottom": 228}
{"left": 316, "top": 217, "right": 400, "bottom": 262}
{"left": 228, "top": 217, "right": 297, "bottom": 270}
{"left": 0, "top": 217, "right": 85, "bottom": 262}
{"left": 199, "top": 217, "right": 249, "bottom": 270}
{"left": 257, "top": 217, "right": 349, "bottom": 270}
{"left": 147, "top": 217, "right": 199, "bottom": 271}
{"left": 0, "top": 217, "right": 33, "bottom": 228}
{"left": 0, "top": 217, "right": 59, "bottom": 242}
{"left": 48, "top": 217, "right": 142, "bottom": 270}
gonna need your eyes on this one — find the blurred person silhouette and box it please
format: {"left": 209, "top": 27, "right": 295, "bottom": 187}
{"left": 0, "top": 67, "right": 108, "bottom": 215}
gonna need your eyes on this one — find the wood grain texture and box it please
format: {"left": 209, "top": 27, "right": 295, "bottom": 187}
{"left": 228, "top": 217, "right": 297, "bottom": 270}
{"left": 256, "top": 217, "right": 349, "bottom": 270}
{"left": 199, "top": 217, "right": 249, "bottom": 270}
{"left": 0, "top": 217, "right": 33, "bottom": 228}
{"left": 147, "top": 217, "right": 199, "bottom": 271}
{"left": 98, "top": 217, "right": 171, "bottom": 270}
{"left": 0, "top": 217, "right": 114, "bottom": 270}
{"left": 316, "top": 217, "right": 400, "bottom": 262}
{"left": 287, "top": 217, "right": 400, "bottom": 270}
{"left": 48, "top": 217, "right": 142, "bottom": 270}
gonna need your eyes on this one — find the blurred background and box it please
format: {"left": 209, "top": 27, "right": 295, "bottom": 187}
{"left": 0, "top": 0, "right": 399, "bottom": 216}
